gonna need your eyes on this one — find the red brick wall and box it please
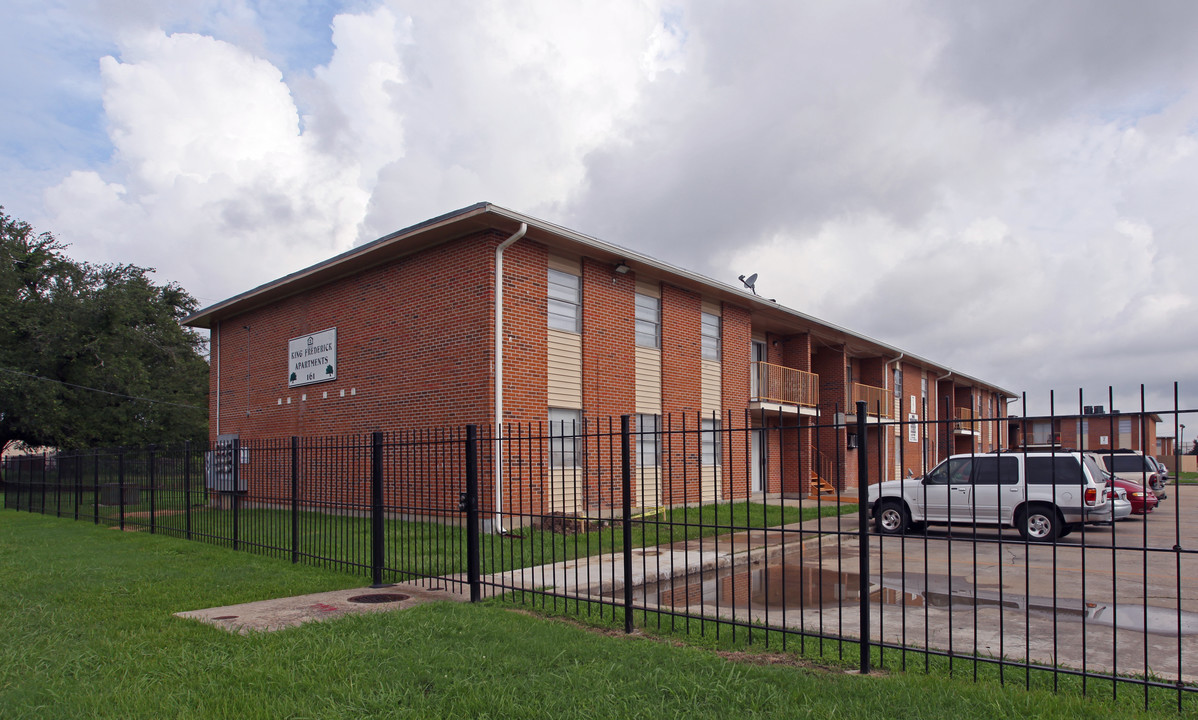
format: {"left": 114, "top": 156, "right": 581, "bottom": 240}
{"left": 812, "top": 346, "right": 848, "bottom": 491}
{"left": 209, "top": 231, "right": 506, "bottom": 441}
{"left": 721, "top": 303, "right": 752, "bottom": 499}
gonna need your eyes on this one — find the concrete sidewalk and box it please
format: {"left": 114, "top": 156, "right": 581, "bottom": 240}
{"left": 480, "top": 498, "right": 861, "bottom": 598}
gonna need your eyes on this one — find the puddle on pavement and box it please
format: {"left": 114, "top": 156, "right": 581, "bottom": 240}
{"left": 634, "top": 559, "right": 1198, "bottom": 638}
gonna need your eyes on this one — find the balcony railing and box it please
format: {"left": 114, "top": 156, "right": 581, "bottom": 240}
{"left": 750, "top": 362, "right": 819, "bottom": 408}
{"left": 954, "top": 407, "right": 979, "bottom": 433}
{"left": 851, "top": 382, "right": 894, "bottom": 418}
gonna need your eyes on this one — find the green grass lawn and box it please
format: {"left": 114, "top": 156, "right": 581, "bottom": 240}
{"left": 1175, "top": 470, "right": 1198, "bottom": 483}
{"left": 0, "top": 510, "right": 1180, "bottom": 719}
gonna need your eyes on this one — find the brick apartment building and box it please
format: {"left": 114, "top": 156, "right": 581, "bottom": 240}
{"left": 1011, "top": 406, "right": 1160, "bottom": 455}
{"left": 183, "top": 203, "right": 1013, "bottom": 512}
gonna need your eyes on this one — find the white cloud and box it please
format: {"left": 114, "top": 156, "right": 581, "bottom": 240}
{"left": 7, "top": 0, "right": 1198, "bottom": 416}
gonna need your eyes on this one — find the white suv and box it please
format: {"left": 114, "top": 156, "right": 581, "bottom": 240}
{"left": 868, "top": 451, "right": 1109, "bottom": 542}
{"left": 1098, "top": 450, "right": 1167, "bottom": 500}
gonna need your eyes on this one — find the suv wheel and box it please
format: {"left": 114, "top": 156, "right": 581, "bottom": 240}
{"left": 1018, "top": 505, "right": 1059, "bottom": 542}
{"left": 875, "top": 500, "right": 909, "bottom": 535}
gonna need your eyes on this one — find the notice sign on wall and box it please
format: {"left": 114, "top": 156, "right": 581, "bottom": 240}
{"left": 288, "top": 328, "right": 337, "bottom": 388}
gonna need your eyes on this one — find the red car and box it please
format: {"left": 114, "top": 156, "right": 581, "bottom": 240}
{"left": 1107, "top": 476, "right": 1158, "bottom": 515}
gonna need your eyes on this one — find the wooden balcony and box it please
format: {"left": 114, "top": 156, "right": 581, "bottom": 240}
{"left": 750, "top": 362, "right": 819, "bottom": 409}
{"left": 954, "top": 407, "right": 979, "bottom": 434}
{"left": 851, "top": 382, "right": 893, "bottom": 418}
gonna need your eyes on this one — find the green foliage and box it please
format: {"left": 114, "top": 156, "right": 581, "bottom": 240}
{"left": 0, "top": 207, "right": 208, "bottom": 450}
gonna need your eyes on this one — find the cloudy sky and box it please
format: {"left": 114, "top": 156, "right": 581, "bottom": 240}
{"left": 3, "top": 0, "right": 1196, "bottom": 423}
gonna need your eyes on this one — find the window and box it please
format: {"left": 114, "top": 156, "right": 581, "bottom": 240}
{"left": 925, "top": 458, "right": 972, "bottom": 485}
{"left": 637, "top": 414, "right": 661, "bottom": 466}
{"left": 1031, "top": 421, "right": 1053, "bottom": 445}
{"left": 634, "top": 294, "right": 660, "bottom": 348}
{"left": 701, "top": 419, "right": 721, "bottom": 465}
{"left": 1026, "top": 456, "right": 1083, "bottom": 486}
{"left": 972, "top": 456, "right": 1018, "bottom": 485}
{"left": 548, "top": 269, "right": 581, "bottom": 333}
{"left": 548, "top": 408, "right": 580, "bottom": 467}
{"left": 893, "top": 368, "right": 902, "bottom": 397}
{"left": 700, "top": 312, "right": 721, "bottom": 360}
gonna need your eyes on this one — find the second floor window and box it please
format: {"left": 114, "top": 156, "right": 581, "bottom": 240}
{"left": 634, "top": 294, "right": 660, "bottom": 348}
{"left": 701, "top": 312, "right": 721, "bottom": 360}
{"left": 548, "top": 269, "right": 580, "bottom": 333}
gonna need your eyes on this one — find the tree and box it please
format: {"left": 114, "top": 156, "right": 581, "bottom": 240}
{"left": 1, "top": 207, "right": 208, "bottom": 451}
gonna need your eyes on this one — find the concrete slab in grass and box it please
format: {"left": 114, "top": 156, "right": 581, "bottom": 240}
{"left": 175, "top": 582, "right": 470, "bottom": 633}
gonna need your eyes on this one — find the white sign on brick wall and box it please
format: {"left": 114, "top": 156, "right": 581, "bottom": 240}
{"left": 288, "top": 328, "right": 337, "bottom": 387}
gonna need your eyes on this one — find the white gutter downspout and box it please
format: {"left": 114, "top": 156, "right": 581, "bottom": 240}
{"left": 493, "top": 222, "right": 527, "bottom": 534}
{"left": 215, "top": 321, "right": 221, "bottom": 436}
{"left": 883, "top": 353, "right": 904, "bottom": 481}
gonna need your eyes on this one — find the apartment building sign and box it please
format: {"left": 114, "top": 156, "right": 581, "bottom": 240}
{"left": 288, "top": 327, "right": 337, "bottom": 387}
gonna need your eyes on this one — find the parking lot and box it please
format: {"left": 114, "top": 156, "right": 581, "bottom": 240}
{"left": 856, "top": 483, "right": 1198, "bottom": 681}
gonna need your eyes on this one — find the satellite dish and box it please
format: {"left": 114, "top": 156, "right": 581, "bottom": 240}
{"left": 738, "top": 273, "right": 759, "bottom": 295}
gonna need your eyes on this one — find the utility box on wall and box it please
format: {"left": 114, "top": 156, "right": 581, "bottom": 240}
{"left": 205, "top": 434, "right": 247, "bottom": 493}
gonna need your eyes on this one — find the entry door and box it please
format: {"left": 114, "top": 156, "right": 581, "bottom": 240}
{"left": 750, "top": 429, "right": 766, "bottom": 493}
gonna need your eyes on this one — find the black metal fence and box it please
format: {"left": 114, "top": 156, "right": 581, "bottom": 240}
{"left": 3, "top": 395, "right": 1196, "bottom": 711}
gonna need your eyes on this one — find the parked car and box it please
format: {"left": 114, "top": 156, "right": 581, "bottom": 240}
{"left": 1107, "top": 486, "right": 1133, "bottom": 521}
{"left": 1150, "top": 456, "right": 1172, "bottom": 482}
{"left": 868, "top": 450, "right": 1109, "bottom": 542}
{"left": 1098, "top": 450, "right": 1167, "bottom": 500}
{"left": 1104, "top": 475, "right": 1158, "bottom": 515}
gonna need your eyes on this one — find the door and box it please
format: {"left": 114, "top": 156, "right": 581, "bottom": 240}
{"left": 750, "top": 428, "right": 766, "bottom": 493}
{"left": 921, "top": 457, "right": 973, "bottom": 522}
{"left": 969, "top": 455, "right": 1020, "bottom": 524}
{"left": 750, "top": 340, "right": 768, "bottom": 398}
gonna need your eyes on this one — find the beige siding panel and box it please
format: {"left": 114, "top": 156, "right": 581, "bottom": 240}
{"left": 546, "top": 468, "right": 583, "bottom": 514}
{"left": 548, "top": 254, "right": 580, "bottom": 275}
{"left": 700, "top": 359, "right": 721, "bottom": 414}
{"left": 701, "top": 466, "right": 721, "bottom": 503}
{"left": 547, "top": 329, "right": 582, "bottom": 409}
{"left": 635, "top": 467, "right": 661, "bottom": 509}
{"left": 635, "top": 280, "right": 660, "bottom": 298}
{"left": 635, "top": 346, "right": 662, "bottom": 415}
{"left": 751, "top": 330, "right": 767, "bottom": 343}
{"left": 700, "top": 299, "right": 721, "bottom": 316}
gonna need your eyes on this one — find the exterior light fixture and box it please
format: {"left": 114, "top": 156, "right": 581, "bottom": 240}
{"left": 614, "top": 261, "right": 631, "bottom": 274}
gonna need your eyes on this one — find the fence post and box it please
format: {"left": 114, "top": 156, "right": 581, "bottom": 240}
{"left": 73, "top": 453, "right": 81, "bottom": 521}
{"left": 231, "top": 438, "right": 240, "bottom": 551}
{"left": 148, "top": 446, "right": 157, "bottom": 534}
{"left": 93, "top": 450, "right": 100, "bottom": 525}
{"left": 118, "top": 448, "right": 127, "bottom": 531}
{"left": 370, "top": 431, "right": 385, "bottom": 587}
{"left": 184, "top": 441, "right": 192, "bottom": 541}
{"left": 621, "top": 414, "right": 634, "bottom": 634}
{"left": 465, "top": 425, "right": 481, "bottom": 602}
{"left": 856, "top": 400, "right": 871, "bottom": 675}
{"left": 41, "top": 449, "right": 47, "bottom": 514}
{"left": 288, "top": 436, "right": 299, "bottom": 564}
{"left": 52, "top": 450, "right": 61, "bottom": 517}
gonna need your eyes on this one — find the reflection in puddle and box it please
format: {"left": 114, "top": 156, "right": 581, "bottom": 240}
{"left": 636, "top": 561, "right": 1198, "bottom": 638}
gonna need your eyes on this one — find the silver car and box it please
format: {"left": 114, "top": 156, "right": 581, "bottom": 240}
{"left": 868, "top": 450, "right": 1109, "bottom": 542}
